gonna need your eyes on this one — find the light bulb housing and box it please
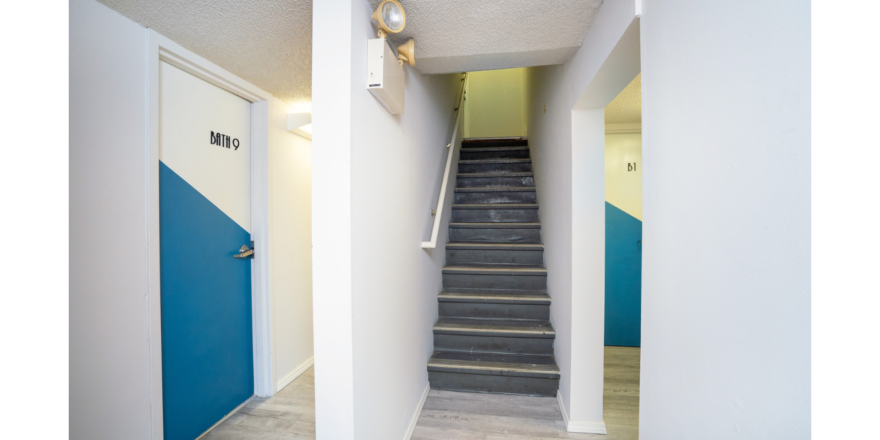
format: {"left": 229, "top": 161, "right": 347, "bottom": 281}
{"left": 397, "top": 38, "right": 415, "bottom": 67}
{"left": 371, "top": 0, "right": 406, "bottom": 35}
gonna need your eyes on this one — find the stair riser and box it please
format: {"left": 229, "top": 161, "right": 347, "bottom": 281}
{"left": 462, "top": 139, "right": 528, "bottom": 148}
{"left": 428, "top": 371, "right": 559, "bottom": 397}
{"left": 449, "top": 228, "right": 541, "bottom": 243}
{"left": 452, "top": 209, "right": 539, "bottom": 223}
{"left": 454, "top": 192, "right": 536, "bottom": 204}
{"left": 458, "top": 162, "right": 533, "bottom": 173}
{"left": 446, "top": 249, "right": 544, "bottom": 266}
{"left": 460, "top": 150, "right": 530, "bottom": 160}
{"left": 443, "top": 273, "right": 548, "bottom": 290}
{"left": 439, "top": 302, "right": 550, "bottom": 320}
{"left": 456, "top": 176, "right": 535, "bottom": 188}
{"left": 434, "top": 334, "right": 553, "bottom": 355}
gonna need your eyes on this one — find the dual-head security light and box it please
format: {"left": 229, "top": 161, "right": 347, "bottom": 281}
{"left": 371, "top": 0, "right": 415, "bottom": 67}
{"left": 367, "top": 0, "right": 415, "bottom": 114}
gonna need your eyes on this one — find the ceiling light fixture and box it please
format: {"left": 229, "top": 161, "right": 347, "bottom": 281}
{"left": 371, "top": 0, "right": 406, "bottom": 38}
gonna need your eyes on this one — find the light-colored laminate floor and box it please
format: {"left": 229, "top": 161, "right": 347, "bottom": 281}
{"left": 202, "top": 367, "right": 316, "bottom": 440}
{"left": 411, "top": 346, "right": 640, "bottom": 440}
{"left": 201, "top": 346, "right": 638, "bottom": 439}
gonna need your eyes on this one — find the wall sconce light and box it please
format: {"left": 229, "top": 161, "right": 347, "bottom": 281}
{"left": 371, "top": 0, "right": 406, "bottom": 38}
{"left": 287, "top": 112, "right": 312, "bottom": 140}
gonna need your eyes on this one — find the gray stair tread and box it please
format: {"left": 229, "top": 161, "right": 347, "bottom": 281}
{"left": 461, "top": 146, "right": 530, "bottom": 152}
{"left": 433, "top": 318, "right": 555, "bottom": 338}
{"left": 463, "top": 137, "right": 528, "bottom": 142}
{"left": 458, "top": 159, "right": 532, "bottom": 164}
{"left": 438, "top": 290, "right": 551, "bottom": 304}
{"left": 452, "top": 204, "right": 538, "bottom": 210}
{"left": 443, "top": 265, "right": 547, "bottom": 275}
{"left": 446, "top": 242, "right": 543, "bottom": 250}
{"left": 458, "top": 172, "right": 534, "bottom": 178}
{"left": 455, "top": 186, "right": 536, "bottom": 193}
{"left": 449, "top": 222, "right": 541, "bottom": 229}
{"left": 428, "top": 351, "right": 559, "bottom": 378}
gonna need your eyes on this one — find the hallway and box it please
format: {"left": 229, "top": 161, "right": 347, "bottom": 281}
{"left": 202, "top": 347, "right": 638, "bottom": 439}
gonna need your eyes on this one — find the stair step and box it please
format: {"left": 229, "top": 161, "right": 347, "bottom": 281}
{"left": 446, "top": 242, "right": 544, "bottom": 266}
{"left": 440, "top": 302, "right": 548, "bottom": 320}
{"left": 446, "top": 242, "right": 543, "bottom": 251}
{"left": 452, "top": 203, "right": 538, "bottom": 210}
{"left": 428, "top": 351, "right": 559, "bottom": 378}
{"left": 454, "top": 187, "right": 536, "bottom": 204}
{"left": 462, "top": 137, "right": 528, "bottom": 148}
{"left": 456, "top": 172, "right": 535, "bottom": 189}
{"left": 462, "top": 146, "right": 529, "bottom": 153}
{"left": 449, "top": 222, "right": 541, "bottom": 229}
{"left": 458, "top": 159, "right": 532, "bottom": 164}
{"left": 448, "top": 222, "right": 542, "bottom": 244}
{"left": 458, "top": 172, "right": 534, "bottom": 178}
{"left": 438, "top": 290, "right": 551, "bottom": 305}
{"left": 451, "top": 205, "right": 539, "bottom": 223}
{"left": 460, "top": 147, "right": 530, "bottom": 161}
{"left": 442, "top": 265, "right": 547, "bottom": 276}
{"left": 458, "top": 158, "right": 533, "bottom": 174}
{"left": 433, "top": 317, "right": 554, "bottom": 338}
{"left": 455, "top": 187, "right": 535, "bottom": 193}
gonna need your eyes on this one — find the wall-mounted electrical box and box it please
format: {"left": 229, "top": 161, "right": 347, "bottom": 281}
{"left": 367, "top": 38, "right": 405, "bottom": 114}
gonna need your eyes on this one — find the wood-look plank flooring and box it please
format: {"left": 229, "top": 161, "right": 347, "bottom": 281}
{"left": 412, "top": 347, "right": 640, "bottom": 440}
{"left": 202, "top": 367, "right": 316, "bottom": 440}
{"left": 201, "top": 347, "right": 638, "bottom": 439}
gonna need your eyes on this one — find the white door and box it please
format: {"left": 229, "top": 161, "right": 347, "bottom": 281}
{"left": 158, "top": 61, "right": 253, "bottom": 440}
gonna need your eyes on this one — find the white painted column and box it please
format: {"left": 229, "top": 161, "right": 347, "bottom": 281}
{"left": 568, "top": 108, "right": 608, "bottom": 433}
{"left": 312, "top": 0, "right": 355, "bottom": 437}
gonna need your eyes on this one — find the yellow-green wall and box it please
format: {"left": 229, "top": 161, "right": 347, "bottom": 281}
{"left": 605, "top": 132, "right": 642, "bottom": 221}
{"left": 464, "top": 68, "right": 528, "bottom": 138}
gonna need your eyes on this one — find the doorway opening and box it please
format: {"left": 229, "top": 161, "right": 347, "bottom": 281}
{"left": 602, "top": 73, "right": 642, "bottom": 438}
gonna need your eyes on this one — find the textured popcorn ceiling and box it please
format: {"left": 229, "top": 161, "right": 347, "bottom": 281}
{"left": 370, "top": 0, "right": 604, "bottom": 74}
{"left": 97, "top": 0, "right": 605, "bottom": 104}
{"left": 97, "top": 0, "right": 312, "bottom": 106}
{"left": 605, "top": 73, "right": 641, "bottom": 124}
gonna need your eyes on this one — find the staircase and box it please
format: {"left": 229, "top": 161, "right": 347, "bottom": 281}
{"left": 427, "top": 137, "right": 560, "bottom": 397}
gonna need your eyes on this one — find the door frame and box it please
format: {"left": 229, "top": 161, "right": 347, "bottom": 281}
{"left": 144, "top": 29, "right": 274, "bottom": 439}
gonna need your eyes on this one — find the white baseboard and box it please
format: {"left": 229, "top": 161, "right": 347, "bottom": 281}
{"left": 557, "top": 391, "right": 607, "bottom": 434}
{"left": 196, "top": 394, "right": 255, "bottom": 439}
{"left": 404, "top": 381, "right": 431, "bottom": 440}
{"left": 276, "top": 356, "right": 315, "bottom": 392}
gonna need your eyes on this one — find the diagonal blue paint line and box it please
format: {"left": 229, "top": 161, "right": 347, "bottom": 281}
{"left": 160, "top": 161, "right": 254, "bottom": 440}
{"left": 605, "top": 201, "right": 642, "bottom": 347}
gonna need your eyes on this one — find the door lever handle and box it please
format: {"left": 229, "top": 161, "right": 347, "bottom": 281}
{"left": 234, "top": 242, "right": 255, "bottom": 259}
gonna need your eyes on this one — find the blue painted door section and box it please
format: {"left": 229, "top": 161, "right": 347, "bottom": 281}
{"left": 159, "top": 61, "right": 253, "bottom": 440}
{"left": 605, "top": 202, "right": 642, "bottom": 347}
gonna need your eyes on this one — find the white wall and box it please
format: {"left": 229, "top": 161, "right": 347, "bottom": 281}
{"left": 71, "top": 1, "right": 314, "bottom": 437}
{"left": 70, "top": 0, "right": 152, "bottom": 438}
{"left": 268, "top": 98, "right": 314, "bottom": 391}
{"left": 312, "top": 1, "right": 461, "bottom": 438}
{"left": 639, "top": 0, "right": 810, "bottom": 437}
{"left": 525, "top": 0, "right": 639, "bottom": 431}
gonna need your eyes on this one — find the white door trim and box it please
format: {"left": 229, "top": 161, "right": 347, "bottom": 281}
{"left": 145, "top": 28, "right": 275, "bottom": 439}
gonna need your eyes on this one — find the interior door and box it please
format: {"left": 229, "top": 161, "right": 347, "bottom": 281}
{"left": 159, "top": 61, "right": 254, "bottom": 440}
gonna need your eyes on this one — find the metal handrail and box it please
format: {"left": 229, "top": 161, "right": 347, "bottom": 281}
{"left": 421, "top": 73, "right": 468, "bottom": 249}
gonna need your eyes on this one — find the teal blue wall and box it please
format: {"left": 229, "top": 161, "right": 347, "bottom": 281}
{"left": 605, "top": 202, "right": 642, "bottom": 346}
